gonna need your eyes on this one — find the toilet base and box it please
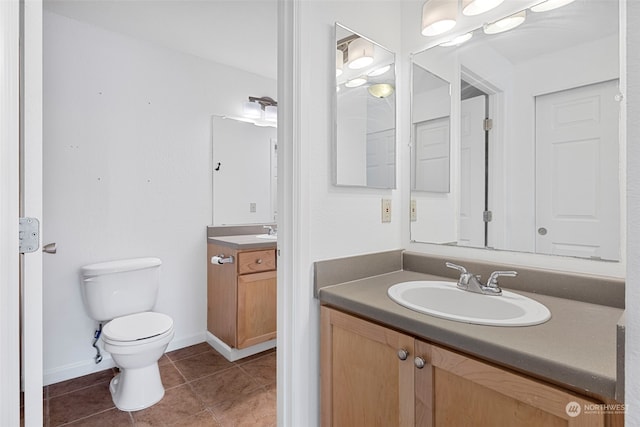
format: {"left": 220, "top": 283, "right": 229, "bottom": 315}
{"left": 109, "top": 363, "right": 165, "bottom": 411}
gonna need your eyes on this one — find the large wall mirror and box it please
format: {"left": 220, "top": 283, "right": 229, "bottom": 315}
{"left": 334, "top": 23, "right": 397, "bottom": 189}
{"left": 410, "top": 1, "right": 621, "bottom": 261}
{"left": 211, "top": 115, "right": 277, "bottom": 225}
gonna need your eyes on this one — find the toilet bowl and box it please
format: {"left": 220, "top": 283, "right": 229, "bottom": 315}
{"left": 102, "top": 311, "right": 175, "bottom": 411}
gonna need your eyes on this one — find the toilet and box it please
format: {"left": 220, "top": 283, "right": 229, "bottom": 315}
{"left": 80, "top": 257, "right": 174, "bottom": 411}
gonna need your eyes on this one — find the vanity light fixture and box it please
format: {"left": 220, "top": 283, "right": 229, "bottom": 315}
{"left": 347, "top": 37, "right": 374, "bottom": 70}
{"left": 368, "top": 64, "right": 391, "bottom": 77}
{"left": 530, "top": 0, "right": 576, "bottom": 12}
{"left": 439, "top": 32, "right": 473, "bottom": 47}
{"left": 421, "top": 0, "right": 457, "bottom": 37}
{"left": 483, "top": 10, "right": 526, "bottom": 34}
{"left": 242, "top": 96, "right": 278, "bottom": 126}
{"left": 462, "top": 0, "right": 504, "bottom": 16}
{"left": 336, "top": 49, "right": 344, "bottom": 77}
{"left": 368, "top": 83, "right": 395, "bottom": 98}
{"left": 345, "top": 77, "right": 368, "bottom": 88}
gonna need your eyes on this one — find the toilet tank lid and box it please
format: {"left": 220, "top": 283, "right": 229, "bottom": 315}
{"left": 80, "top": 257, "right": 161, "bottom": 277}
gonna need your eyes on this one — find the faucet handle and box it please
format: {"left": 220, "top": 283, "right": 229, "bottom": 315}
{"left": 445, "top": 262, "right": 468, "bottom": 274}
{"left": 487, "top": 270, "right": 518, "bottom": 287}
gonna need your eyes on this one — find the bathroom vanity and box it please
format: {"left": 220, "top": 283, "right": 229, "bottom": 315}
{"left": 206, "top": 226, "right": 277, "bottom": 359}
{"left": 316, "top": 251, "right": 625, "bottom": 426}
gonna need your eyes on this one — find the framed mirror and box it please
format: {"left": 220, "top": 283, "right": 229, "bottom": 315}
{"left": 211, "top": 115, "right": 277, "bottom": 225}
{"left": 410, "top": 0, "right": 621, "bottom": 261}
{"left": 334, "top": 23, "right": 397, "bottom": 189}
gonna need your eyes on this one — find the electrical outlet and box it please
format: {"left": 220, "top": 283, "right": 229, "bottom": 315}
{"left": 250, "top": 202, "right": 256, "bottom": 213}
{"left": 410, "top": 199, "right": 417, "bottom": 222}
{"left": 382, "top": 199, "right": 392, "bottom": 223}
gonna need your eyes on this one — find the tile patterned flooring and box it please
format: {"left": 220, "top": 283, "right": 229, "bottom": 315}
{"left": 40, "top": 343, "right": 276, "bottom": 426}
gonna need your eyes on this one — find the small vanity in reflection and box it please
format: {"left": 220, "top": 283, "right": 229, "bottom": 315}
{"left": 206, "top": 225, "right": 277, "bottom": 361}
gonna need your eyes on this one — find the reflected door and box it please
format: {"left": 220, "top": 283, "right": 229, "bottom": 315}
{"left": 535, "top": 80, "right": 620, "bottom": 260}
{"left": 366, "top": 129, "right": 395, "bottom": 188}
{"left": 459, "top": 96, "right": 486, "bottom": 247}
{"left": 414, "top": 117, "right": 450, "bottom": 192}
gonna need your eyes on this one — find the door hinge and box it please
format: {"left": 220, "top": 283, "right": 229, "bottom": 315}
{"left": 19, "top": 217, "right": 40, "bottom": 253}
{"left": 483, "top": 118, "right": 493, "bottom": 131}
{"left": 483, "top": 211, "right": 493, "bottom": 222}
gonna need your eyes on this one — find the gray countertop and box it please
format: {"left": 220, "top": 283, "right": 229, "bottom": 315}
{"left": 318, "top": 269, "right": 623, "bottom": 400}
{"left": 207, "top": 235, "right": 277, "bottom": 250}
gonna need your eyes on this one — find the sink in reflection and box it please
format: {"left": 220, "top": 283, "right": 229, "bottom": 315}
{"left": 255, "top": 234, "right": 277, "bottom": 240}
{"left": 387, "top": 281, "right": 550, "bottom": 326}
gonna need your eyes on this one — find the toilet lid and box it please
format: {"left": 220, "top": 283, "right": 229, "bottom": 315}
{"left": 103, "top": 312, "right": 173, "bottom": 342}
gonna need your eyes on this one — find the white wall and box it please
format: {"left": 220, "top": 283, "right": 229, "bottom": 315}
{"left": 42, "top": 11, "right": 276, "bottom": 384}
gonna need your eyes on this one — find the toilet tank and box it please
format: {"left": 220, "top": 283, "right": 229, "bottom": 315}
{"left": 80, "top": 257, "right": 162, "bottom": 322}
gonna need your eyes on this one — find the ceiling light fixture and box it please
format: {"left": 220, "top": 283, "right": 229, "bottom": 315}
{"left": 530, "top": 0, "right": 576, "bottom": 12}
{"left": 368, "top": 65, "right": 391, "bottom": 77}
{"left": 347, "top": 38, "right": 374, "bottom": 70}
{"left": 242, "top": 96, "right": 278, "bottom": 126}
{"left": 462, "top": 0, "right": 504, "bottom": 16}
{"left": 439, "top": 32, "right": 473, "bottom": 47}
{"left": 421, "top": 0, "right": 457, "bottom": 37}
{"left": 368, "top": 83, "right": 395, "bottom": 98}
{"left": 345, "top": 77, "right": 367, "bottom": 88}
{"left": 483, "top": 10, "right": 526, "bottom": 34}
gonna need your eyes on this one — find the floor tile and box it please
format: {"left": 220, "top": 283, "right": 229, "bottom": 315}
{"left": 171, "top": 409, "right": 222, "bottom": 427}
{"left": 210, "top": 387, "right": 276, "bottom": 427}
{"left": 167, "top": 342, "right": 213, "bottom": 362}
{"left": 189, "top": 366, "right": 262, "bottom": 407}
{"left": 238, "top": 352, "right": 276, "bottom": 387}
{"left": 131, "top": 384, "right": 205, "bottom": 426}
{"left": 48, "top": 369, "right": 115, "bottom": 398}
{"left": 65, "top": 407, "right": 133, "bottom": 426}
{"left": 160, "top": 362, "right": 187, "bottom": 389}
{"left": 49, "top": 383, "right": 114, "bottom": 426}
{"left": 173, "top": 351, "right": 234, "bottom": 382}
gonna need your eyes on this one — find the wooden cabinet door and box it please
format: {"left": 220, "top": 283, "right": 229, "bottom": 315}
{"left": 415, "top": 341, "right": 606, "bottom": 427}
{"left": 237, "top": 270, "right": 277, "bottom": 349}
{"left": 320, "top": 307, "right": 415, "bottom": 427}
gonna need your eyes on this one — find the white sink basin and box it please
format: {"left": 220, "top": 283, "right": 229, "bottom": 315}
{"left": 255, "top": 234, "right": 277, "bottom": 240}
{"left": 387, "top": 281, "right": 551, "bottom": 327}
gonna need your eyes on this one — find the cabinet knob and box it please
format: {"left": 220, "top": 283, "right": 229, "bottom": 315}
{"left": 256, "top": 258, "right": 263, "bottom": 264}
{"left": 397, "top": 349, "right": 409, "bottom": 361}
{"left": 414, "top": 357, "right": 426, "bottom": 369}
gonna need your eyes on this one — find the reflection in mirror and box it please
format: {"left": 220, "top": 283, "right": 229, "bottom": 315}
{"left": 410, "top": 0, "right": 621, "bottom": 261}
{"left": 334, "top": 23, "right": 396, "bottom": 189}
{"left": 212, "top": 115, "right": 277, "bottom": 225}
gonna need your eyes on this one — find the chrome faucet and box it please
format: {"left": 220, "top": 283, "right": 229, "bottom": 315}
{"left": 445, "top": 262, "right": 517, "bottom": 296}
{"left": 263, "top": 225, "right": 277, "bottom": 236}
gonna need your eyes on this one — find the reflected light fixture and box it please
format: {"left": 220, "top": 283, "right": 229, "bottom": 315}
{"left": 484, "top": 10, "right": 526, "bottom": 34}
{"left": 368, "top": 83, "right": 395, "bottom": 98}
{"left": 345, "top": 77, "right": 367, "bottom": 88}
{"left": 264, "top": 105, "right": 277, "bottom": 122}
{"left": 530, "top": 0, "right": 576, "bottom": 12}
{"left": 242, "top": 100, "right": 262, "bottom": 119}
{"left": 348, "top": 38, "right": 374, "bottom": 69}
{"left": 462, "top": 0, "right": 504, "bottom": 16}
{"left": 242, "top": 96, "right": 278, "bottom": 127}
{"left": 336, "top": 49, "right": 344, "bottom": 77}
{"left": 368, "top": 64, "right": 391, "bottom": 77}
{"left": 422, "top": 0, "right": 457, "bottom": 37}
{"left": 439, "top": 32, "right": 473, "bottom": 47}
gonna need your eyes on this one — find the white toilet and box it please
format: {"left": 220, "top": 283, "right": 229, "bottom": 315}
{"left": 80, "top": 257, "right": 174, "bottom": 411}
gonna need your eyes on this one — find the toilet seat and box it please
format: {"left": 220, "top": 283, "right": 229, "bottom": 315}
{"left": 103, "top": 312, "right": 173, "bottom": 346}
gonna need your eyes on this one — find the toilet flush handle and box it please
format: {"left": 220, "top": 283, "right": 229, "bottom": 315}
{"left": 43, "top": 242, "right": 57, "bottom": 254}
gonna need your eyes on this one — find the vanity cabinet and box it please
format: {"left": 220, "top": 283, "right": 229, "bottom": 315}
{"left": 207, "top": 242, "right": 276, "bottom": 349}
{"left": 321, "top": 306, "right": 614, "bottom": 427}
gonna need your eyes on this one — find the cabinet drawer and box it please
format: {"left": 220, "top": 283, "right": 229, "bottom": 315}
{"left": 238, "top": 250, "right": 276, "bottom": 274}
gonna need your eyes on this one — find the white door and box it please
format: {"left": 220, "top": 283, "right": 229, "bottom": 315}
{"left": 413, "top": 117, "right": 450, "bottom": 192}
{"left": 1, "top": 1, "right": 43, "bottom": 425}
{"left": 459, "top": 95, "right": 486, "bottom": 247}
{"left": 366, "top": 128, "right": 395, "bottom": 188}
{"left": 535, "top": 80, "right": 620, "bottom": 260}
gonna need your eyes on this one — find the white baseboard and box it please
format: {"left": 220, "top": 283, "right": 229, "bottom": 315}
{"left": 43, "top": 331, "right": 208, "bottom": 386}
{"left": 205, "top": 331, "right": 276, "bottom": 362}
